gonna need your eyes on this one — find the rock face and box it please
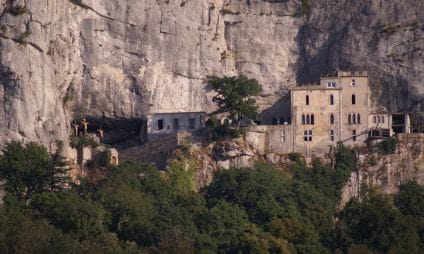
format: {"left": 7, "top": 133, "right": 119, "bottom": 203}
{"left": 0, "top": 0, "right": 423, "bottom": 147}
{"left": 340, "top": 134, "right": 424, "bottom": 206}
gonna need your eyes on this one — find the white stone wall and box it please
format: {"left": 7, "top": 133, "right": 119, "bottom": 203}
{"left": 147, "top": 112, "right": 205, "bottom": 141}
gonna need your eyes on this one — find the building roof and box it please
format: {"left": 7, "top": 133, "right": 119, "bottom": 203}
{"left": 146, "top": 111, "right": 206, "bottom": 116}
{"left": 292, "top": 85, "right": 342, "bottom": 91}
{"left": 320, "top": 71, "right": 368, "bottom": 79}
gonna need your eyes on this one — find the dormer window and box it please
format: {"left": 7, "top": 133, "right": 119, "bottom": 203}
{"left": 327, "top": 82, "right": 336, "bottom": 88}
{"left": 351, "top": 79, "right": 356, "bottom": 86}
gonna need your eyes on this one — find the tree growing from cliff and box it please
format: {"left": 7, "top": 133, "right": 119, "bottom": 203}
{"left": 207, "top": 75, "right": 262, "bottom": 126}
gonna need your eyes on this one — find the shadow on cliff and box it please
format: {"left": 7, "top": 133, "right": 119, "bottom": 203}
{"left": 261, "top": 94, "right": 291, "bottom": 124}
{"left": 75, "top": 117, "right": 144, "bottom": 149}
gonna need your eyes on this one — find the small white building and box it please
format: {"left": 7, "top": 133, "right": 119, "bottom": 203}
{"left": 141, "top": 112, "right": 206, "bottom": 142}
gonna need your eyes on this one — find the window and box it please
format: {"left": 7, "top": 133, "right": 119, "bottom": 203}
{"left": 348, "top": 114, "right": 352, "bottom": 124}
{"left": 352, "top": 114, "right": 357, "bottom": 124}
{"left": 330, "top": 94, "right": 334, "bottom": 105}
{"left": 173, "top": 118, "right": 179, "bottom": 130}
{"left": 330, "top": 114, "right": 335, "bottom": 124}
{"left": 327, "top": 82, "right": 336, "bottom": 88}
{"left": 302, "top": 114, "right": 305, "bottom": 125}
{"left": 280, "top": 130, "right": 286, "bottom": 143}
{"left": 304, "top": 130, "right": 313, "bottom": 142}
{"left": 352, "top": 130, "right": 357, "bottom": 141}
{"left": 311, "top": 114, "right": 315, "bottom": 125}
{"left": 352, "top": 94, "right": 356, "bottom": 105}
{"left": 306, "top": 95, "right": 310, "bottom": 105}
{"left": 351, "top": 79, "right": 356, "bottom": 86}
{"left": 373, "top": 116, "right": 377, "bottom": 123}
{"left": 157, "top": 119, "right": 164, "bottom": 130}
{"left": 330, "top": 129, "right": 335, "bottom": 141}
{"left": 306, "top": 114, "right": 310, "bottom": 125}
{"left": 189, "top": 118, "right": 195, "bottom": 129}
{"left": 357, "top": 114, "right": 361, "bottom": 124}
{"left": 381, "top": 116, "right": 384, "bottom": 123}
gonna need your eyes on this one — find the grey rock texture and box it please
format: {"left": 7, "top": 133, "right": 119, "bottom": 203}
{"left": 0, "top": 0, "right": 423, "bottom": 147}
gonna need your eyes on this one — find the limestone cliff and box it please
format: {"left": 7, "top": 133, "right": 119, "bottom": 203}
{"left": 0, "top": 0, "right": 423, "bottom": 147}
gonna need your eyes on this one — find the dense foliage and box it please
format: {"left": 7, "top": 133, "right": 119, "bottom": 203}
{"left": 208, "top": 75, "right": 262, "bottom": 124}
{"left": 0, "top": 142, "right": 423, "bottom": 253}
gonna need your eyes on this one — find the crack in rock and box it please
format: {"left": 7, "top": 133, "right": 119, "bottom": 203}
{"left": 68, "top": 0, "right": 137, "bottom": 27}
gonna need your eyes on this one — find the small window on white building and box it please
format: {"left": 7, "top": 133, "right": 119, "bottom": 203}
{"left": 357, "top": 114, "right": 361, "bottom": 124}
{"left": 351, "top": 79, "right": 356, "bottom": 86}
{"left": 373, "top": 116, "right": 377, "bottom": 123}
{"left": 280, "top": 130, "right": 286, "bottom": 143}
{"left": 330, "top": 94, "right": 334, "bottom": 105}
{"left": 381, "top": 116, "right": 385, "bottom": 123}
{"left": 352, "top": 130, "right": 357, "bottom": 141}
{"left": 306, "top": 95, "right": 310, "bottom": 105}
{"left": 157, "top": 119, "right": 164, "bottom": 130}
{"left": 352, "top": 94, "right": 356, "bottom": 105}
{"left": 189, "top": 118, "right": 195, "bottom": 129}
{"left": 330, "top": 129, "right": 335, "bottom": 141}
{"left": 311, "top": 114, "right": 315, "bottom": 125}
{"left": 173, "top": 118, "right": 179, "bottom": 130}
{"left": 352, "top": 114, "right": 357, "bottom": 124}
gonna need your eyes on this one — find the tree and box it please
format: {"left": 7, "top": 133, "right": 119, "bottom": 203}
{"left": 0, "top": 141, "right": 70, "bottom": 202}
{"left": 395, "top": 182, "right": 424, "bottom": 218}
{"left": 208, "top": 75, "right": 262, "bottom": 125}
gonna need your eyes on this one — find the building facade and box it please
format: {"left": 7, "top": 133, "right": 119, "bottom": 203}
{"left": 141, "top": 112, "right": 206, "bottom": 142}
{"left": 247, "top": 71, "right": 410, "bottom": 156}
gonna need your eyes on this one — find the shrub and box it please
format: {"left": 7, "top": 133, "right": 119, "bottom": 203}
{"left": 378, "top": 137, "right": 397, "bottom": 155}
{"left": 70, "top": 136, "right": 99, "bottom": 149}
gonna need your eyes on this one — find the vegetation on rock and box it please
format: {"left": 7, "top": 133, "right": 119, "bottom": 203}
{"left": 0, "top": 142, "right": 423, "bottom": 253}
{"left": 207, "top": 75, "right": 262, "bottom": 126}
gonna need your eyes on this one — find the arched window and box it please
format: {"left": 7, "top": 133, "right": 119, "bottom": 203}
{"left": 330, "top": 113, "right": 335, "bottom": 124}
{"left": 348, "top": 114, "right": 351, "bottom": 124}
{"left": 357, "top": 114, "right": 361, "bottom": 124}
{"left": 330, "top": 94, "right": 334, "bottom": 105}
{"left": 311, "top": 114, "right": 315, "bottom": 125}
{"left": 351, "top": 79, "right": 356, "bottom": 86}
{"left": 352, "top": 114, "right": 357, "bottom": 124}
{"left": 306, "top": 114, "right": 310, "bottom": 125}
{"left": 352, "top": 94, "right": 356, "bottom": 105}
{"left": 306, "top": 95, "right": 310, "bottom": 105}
{"left": 302, "top": 114, "right": 305, "bottom": 125}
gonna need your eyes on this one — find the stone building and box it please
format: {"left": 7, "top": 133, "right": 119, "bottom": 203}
{"left": 247, "top": 71, "right": 410, "bottom": 156}
{"left": 141, "top": 112, "right": 206, "bottom": 142}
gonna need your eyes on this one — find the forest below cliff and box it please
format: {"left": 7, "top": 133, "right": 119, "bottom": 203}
{"left": 0, "top": 142, "right": 423, "bottom": 254}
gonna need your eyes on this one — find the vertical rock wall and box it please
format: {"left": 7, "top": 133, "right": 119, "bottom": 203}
{"left": 0, "top": 0, "right": 423, "bottom": 147}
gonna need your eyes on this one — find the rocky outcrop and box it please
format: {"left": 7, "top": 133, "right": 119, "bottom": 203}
{"left": 0, "top": 0, "right": 423, "bottom": 148}
{"left": 340, "top": 134, "right": 424, "bottom": 206}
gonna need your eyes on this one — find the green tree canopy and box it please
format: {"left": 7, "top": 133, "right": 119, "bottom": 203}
{"left": 208, "top": 75, "right": 262, "bottom": 123}
{"left": 0, "top": 141, "right": 69, "bottom": 201}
